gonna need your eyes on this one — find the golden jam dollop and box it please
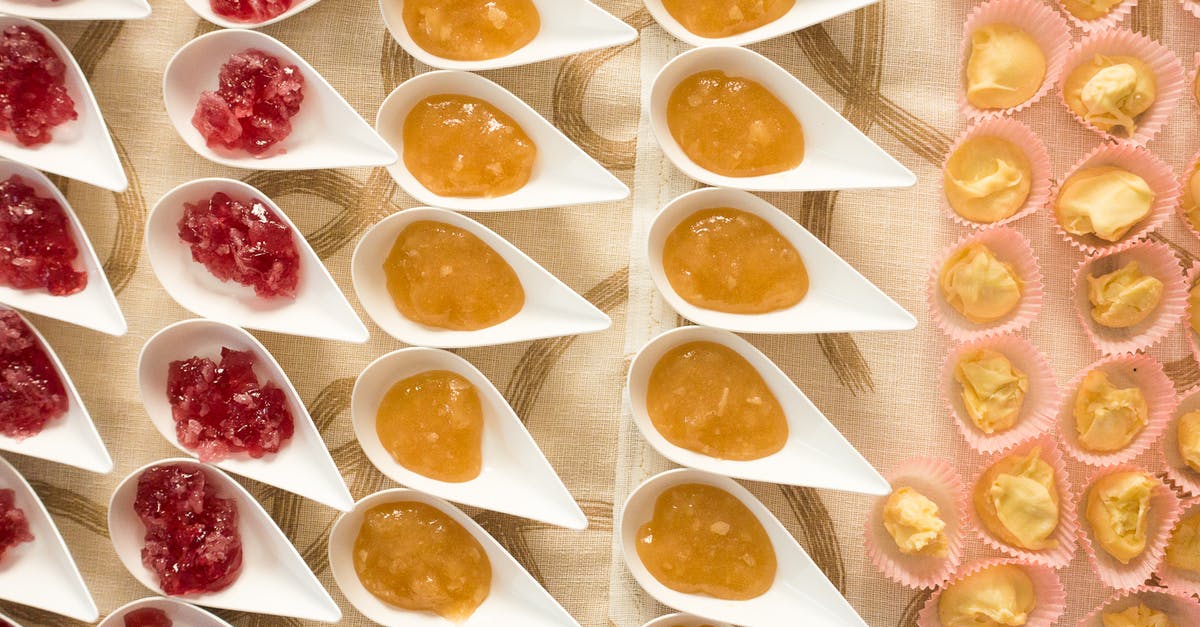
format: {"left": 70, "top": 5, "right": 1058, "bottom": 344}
{"left": 661, "top": 0, "right": 795, "bottom": 38}
{"left": 376, "top": 370, "right": 484, "bottom": 483}
{"left": 401, "top": 0, "right": 539, "bottom": 61}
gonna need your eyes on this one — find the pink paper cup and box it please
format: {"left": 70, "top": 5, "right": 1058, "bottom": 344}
{"left": 864, "top": 458, "right": 967, "bottom": 589}
{"left": 1164, "top": 388, "right": 1200, "bottom": 498}
{"left": 939, "top": 118, "right": 1053, "bottom": 229}
{"left": 939, "top": 335, "right": 1060, "bottom": 455}
{"left": 1058, "top": 29, "right": 1186, "bottom": 146}
{"left": 1056, "top": 353, "right": 1176, "bottom": 468}
{"left": 959, "top": 0, "right": 1071, "bottom": 120}
{"left": 1184, "top": 0, "right": 1200, "bottom": 19}
{"left": 1049, "top": 143, "right": 1179, "bottom": 256}
{"left": 928, "top": 228, "right": 1044, "bottom": 344}
{"left": 1071, "top": 239, "right": 1187, "bottom": 355}
{"left": 1186, "top": 262, "right": 1200, "bottom": 367}
{"left": 966, "top": 436, "right": 1079, "bottom": 568}
{"left": 1079, "top": 465, "right": 1181, "bottom": 590}
{"left": 917, "top": 558, "right": 1066, "bottom": 627}
{"left": 1054, "top": 0, "right": 1138, "bottom": 32}
{"left": 1078, "top": 585, "right": 1200, "bottom": 626}
{"left": 1155, "top": 498, "right": 1200, "bottom": 598}
{"left": 1175, "top": 148, "right": 1200, "bottom": 240}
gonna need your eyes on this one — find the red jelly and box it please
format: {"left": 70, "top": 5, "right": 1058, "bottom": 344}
{"left": 167, "top": 347, "right": 295, "bottom": 462}
{"left": 135, "top": 464, "right": 242, "bottom": 596}
{"left": 178, "top": 191, "right": 300, "bottom": 299}
{"left": 0, "top": 26, "right": 76, "bottom": 146}
{"left": 0, "top": 488, "right": 32, "bottom": 562}
{"left": 0, "top": 310, "right": 67, "bottom": 439}
{"left": 122, "top": 608, "right": 172, "bottom": 627}
{"left": 191, "top": 49, "right": 304, "bottom": 156}
{"left": 0, "top": 175, "right": 86, "bottom": 296}
{"left": 210, "top": 0, "right": 292, "bottom": 23}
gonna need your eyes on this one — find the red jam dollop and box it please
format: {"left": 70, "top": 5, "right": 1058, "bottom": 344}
{"left": 167, "top": 347, "right": 295, "bottom": 461}
{"left": 178, "top": 191, "right": 300, "bottom": 299}
{"left": 123, "top": 608, "right": 172, "bottom": 627}
{"left": 0, "top": 175, "right": 86, "bottom": 296}
{"left": 191, "top": 49, "right": 304, "bottom": 156}
{"left": 0, "top": 26, "right": 76, "bottom": 147}
{"left": 0, "top": 310, "right": 67, "bottom": 439}
{"left": 135, "top": 464, "right": 242, "bottom": 596}
{"left": 0, "top": 488, "right": 32, "bottom": 562}
{"left": 210, "top": 0, "right": 292, "bottom": 23}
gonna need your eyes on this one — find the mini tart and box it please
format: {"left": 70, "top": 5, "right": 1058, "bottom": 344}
{"left": 1163, "top": 387, "right": 1200, "bottom": 498}
{"left": 1178, "top": 150, "right": 1200, "bottom": 238}
{"left": 916, "top": 558, "right": 1066, "bottom": 627}
{"left": 1081, "top": 586, "right": 1200, "bottom": 627}
{"left": 1058, "top": 0, "right": 1124, "bottom": 21}
{"left": 929, "top": 228, "right": 1043, "bottom": 343}
{"left": 1187, "top": 262, "right": 1200, "bottom": 368}
{"left": 1156, "top": 499, "right": 1200, "bottom": 598}
{"left": 940, "top": 118, "right": 1052, "bottom": 229}
{"left": 954, "top": 348, "right": 1028, "bottom": 435}
{"left": 1082, "top": 465, "right": 1181, "bottom": 590}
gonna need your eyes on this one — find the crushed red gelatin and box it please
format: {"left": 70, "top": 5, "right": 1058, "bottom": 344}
{"left": 166, "top": 347, "right": 295, "bottom": 462}
{"left": 123, "top": 608, "right": 172, "bottom": 627}
{"left": 135, "top": 464, "right": 243, "bottom": 596}
{"left": 191, "top": 49, "right": 304, "bottom": 156}
{"left": 0, "top": 26, "right": 77, "bottom": 146}
{"left": 0, "top": 175, "right": 86, "bottom": 296}
{"left": 0, "top": 310, "right": 67, "bottom": 439}
{"left": 178, "top": 191, "right": 300, "bottom": 299}
{"left": 0, "top": 488, "right": 32, "bottom": 562}
{"left": 210, "top": 0, "right": 292, "bottom": 23}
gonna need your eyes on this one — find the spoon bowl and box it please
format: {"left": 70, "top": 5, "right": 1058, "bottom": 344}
{"left": 184, "top": 0, "right": 322, "bottom": 29}
{"left": 0, "top": 0, "right": 149, "bottom": 20}
{"left": 642, "top": 613, "right": 734, "bottom": 627}
{"left": 643, "top": 0, "right": 879, "bottom": 48}
{"left": 98, "top": 597, "right": 234, "bottom": 627}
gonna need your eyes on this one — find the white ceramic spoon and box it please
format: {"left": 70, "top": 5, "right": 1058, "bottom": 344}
{"left": 351, "top": 207, "right": 611, "bottom": 348}
{"left": 649, "top": 46, "right": 914, "bottom": 191}
{"left": 163, "top": 29, "right": 397, "bottom": 171}
{"left": 107, "top": 458, "right": 341, "bottom": 622}
{"left": 137, "top": 319, "right": 353, "bottom": 511}
{"left": 184, "top": 0, "right": 321, "bottom": 30}
{"left": 620, "top": 469, "right": 866, "bottom": 627}
{"left": 380, "top": 0, "right": 636, "bottom": 71}
{"left": 0, "top": 17, "right": 125, "bottom": 192}
{"left": 0, "top": 455, "right": 97, "bottom": 622}
{"left": 648, "top": 188, "right": 914, "bottom": 333}
{"left": 642, "top": 613, "right": 734, "bottom": 627}
{"left": 98, "top": 597, "right": 233, "bottom": 627}
{"left": 146, "top": 178, "right": 368, "bottom": 343}
{"left": 0, "top": 160, "right": 126, "bottom": 336}
{"left": 0, "top": 0, "right": 149, "bottom": 20}
{"left": 643, "top": 0, "right": 878, "bottom": 48}
{"left": 627, "top": 326, "right": 889, "bottom": 495}
{"left": 375, "top": 70, "right": 628, "bottom": 212}
{"left": 0, "top": 309, "right": 112, "bottom": 474}
{"left": 352, "top": 347, "right": 586, "bottom": 529}
{"left": 0, "top": 610, "right": 20, "bottom": 626}
{"left": 329, "top": 488, "right": 581, "bottom": 626}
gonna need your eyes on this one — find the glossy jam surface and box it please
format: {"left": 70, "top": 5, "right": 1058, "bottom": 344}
{"left": 667, "top": 70, "right": 804, "bottom": 177}
{"left": 211, "top": 0, "right": 292, "bottom": 23}
{"left": 167, "top": 347, "right": 295, "bottom": 462}
{"left": 0, "top": 26, "right": 76, "bottom": 147}
{"left": 178, "top": 191, "right": 300, "bottom": 299}
{"left": 0, "top": 175, "right": 86, "bottom": 296}
{"left": 0, "top": 488, "right": 32, "bottom": 562}
{"left": 353, "top": 501, "right": 491, "bottom": 620}
{"left": 383, "top": 220, "right": 524, "bottom": 331}
{"left": 135, "top": 464, "right": 242, "bottom": 596}
{"left": 402, "top": 95, "right": 536, "bottom": 198}
{"left": 0, "top": 310, "right": 67, "bottom": 439}
{"left": 123, "top": 608, "right": 173, "bottom": 627}
{"left": 662, "top": 208, "right": 808, "bottom": 314}
{"left": 662, "top": 0, "right": 795, "bottom": 38}
{"left": 646, "top": 341, "right": 788, "bottom": 460}
{"left": 376, "top": 370, "right": 484, "bottom": 483}
{"left": 401, "top": 0, "right": 540, "bottom": 61}
{"left": 636, "top": 483, "right": 776, "bottom": 600}
{"left": 192, "top": 49, "right": 305, "bottom": 156}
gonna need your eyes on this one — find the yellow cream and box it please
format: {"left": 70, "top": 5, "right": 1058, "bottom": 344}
{"left": 1178, "top": 411, "right": 1200, "bottom": 473}
{"left": 965, "top": 24, "right": 1046, "bottom": 110}
{"left": 943, "top": 136, "right": 1033, "bottom": 224}
{"left": 1055, "top": 166, "right": 1154, "bottom": 242}
{"left": 1060, "top": 0, "right": 1122, "bottom": 20}
{"left": 1074, "top": 370, "right": 1147, "bottom": 453}
{"left": 882, "top": 487, "right": 949, "bottom": 557}
{"left": 1166, "top": 511, "right": 1200, "bottom": 573}
{"left": 939, "top": 243, "right": 1023, "bottom": 324}
{"left": 1182, "top": 166, "right": 1200, "bottom": 232}
{"left": 1102, "top": 603, "right": 1175, "bottom": 627}
{"left": 1064, "top": 55, "right": 1156, "bottom": 137}
{"left": 973, "top": 447, "right": 1059, "bottom": 551}
{"left": 1087, "top": 471, "right": 1155, "bottom": 564}
{"left": 954, "top": 349, "right": 1028, "bottom": 435}
{"left": 937, "top": 564, "right": 1036, "bottom": 627}
{"left": 1087, "top": 261, "right": 1164, "bottom": 328}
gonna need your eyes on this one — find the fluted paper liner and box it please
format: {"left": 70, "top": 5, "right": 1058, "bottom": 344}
{"left": 1164, "top": 389, "right": 1200, "bottom": 498}
{"left": 929, "top": 227, "right": 1043, "bottom": 344}
{"left": 1184, "top": 0, "right": 1200, "bottom": 20}
{"left": 1079, "top": 465, "right": 1181, "bottom": 590}
{"left": 1058, "top": 29, "right": 1185, "bottom": 146}
{"left": 939, "top": 335, "right": 1059, "bottom": 455}
{"left": 864, "top": 458, "right": 966, "bottom": 589}
{"left": 1050, "top": 143, "right": 1179, "bottom": 256}
{"left": 939, "top": 118, "right": 1053, "bottom": 229}
{"left": 1056, "top": 354, "right": 1176, "bottom": 468}
{"left": 1186, "top": 263, "right": 1200, "bottom": 367}
{"left": 1176, "top": 148, "right": 1200, "bottom": 242}
{"left": 1154, "top": 498, "right": 1200, "bottom": 598}
{"left": 1054, "top": 0, "right": 1138, "bottom": 32}
{"left": 966, "top": 437, "right": 1079, "bottom": 568}
{"left": 916, "top": 558, "right": 1066, "bottom": 627}
{"left": 958, "top": 0, "right": 1071, "bottom": 121}
{"left": 1078, "top": 585, "right": 1200, "bottom": 626}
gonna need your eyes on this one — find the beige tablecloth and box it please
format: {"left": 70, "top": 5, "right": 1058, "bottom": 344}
{"left": 4, "top": 0, "right": 1200, "bottom": 625}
